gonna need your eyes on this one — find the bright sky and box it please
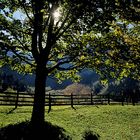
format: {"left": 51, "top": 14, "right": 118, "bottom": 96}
{"left": 13, "top": 10, "right": 26, "bottom": 20}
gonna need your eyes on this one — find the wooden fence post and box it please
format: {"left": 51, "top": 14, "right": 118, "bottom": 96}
{"left": 108, "top": 94, "right": 110, "bottom": 105}
{"left": 91, "top": 92, "right": 93, "bottom": 105}
{"left": 122, "top": 94, "right": 124, "bottom": 106}
{"left": 15, "top": 91, "right": 19, "bottom": 109}
{"left": 48, "top": 93, "right": 51, "bottom": 113}
{"left": 71, "top": 93, "right": 74, "bottom": 108}
{"left": 100, "top": 95, "right": 103, "bottom": 105}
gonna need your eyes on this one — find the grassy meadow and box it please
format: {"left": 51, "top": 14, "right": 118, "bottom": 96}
{"left": 0, "top": 105, "right": 140, "bottom": 140}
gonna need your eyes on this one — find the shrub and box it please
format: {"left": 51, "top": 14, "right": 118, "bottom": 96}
{"left": 82, "top": 130, "right": 100, "bottom": 140}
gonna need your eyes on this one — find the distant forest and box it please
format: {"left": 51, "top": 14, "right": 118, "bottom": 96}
{"left": 0, "top": 65, "right": 140, "bottom": 98}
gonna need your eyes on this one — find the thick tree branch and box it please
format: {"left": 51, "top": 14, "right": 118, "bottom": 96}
{"left": 43, "top": 14, "right": 55, "bottom": 61}
{"left": 31, "top": 28, "right": 39, "bottom": 62}
{"left": 44, "top": 14, "right": 50, "bottom": 31}
{"left": 31, "top": 0, "right": 45, "bottom": 62}
{"left": 38, "top": 12, "right": 43, "bottom": 53}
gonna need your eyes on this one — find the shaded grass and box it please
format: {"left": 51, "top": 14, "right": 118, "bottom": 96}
{"left": 0, "top": 121, "right": 71, "bottom": 140}
{"left": 0, "top": 105, "right": 140, "bottom": 140}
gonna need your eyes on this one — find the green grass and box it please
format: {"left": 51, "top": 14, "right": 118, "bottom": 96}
{"left": 0, "top": 105, "right": 140, "bottom": 140}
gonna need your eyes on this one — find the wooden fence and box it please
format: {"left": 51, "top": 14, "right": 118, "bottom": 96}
{"left": 0, "top": 92, "right": 139, "bottom": 108}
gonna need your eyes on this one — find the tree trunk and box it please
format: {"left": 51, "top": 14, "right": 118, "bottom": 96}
{"left": 31, "top": 64, "right": 47, "bottom": 137}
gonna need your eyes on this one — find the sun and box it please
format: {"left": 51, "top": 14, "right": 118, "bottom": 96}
{"left": 53, "top": 9, "right": 60, "bottom": 19}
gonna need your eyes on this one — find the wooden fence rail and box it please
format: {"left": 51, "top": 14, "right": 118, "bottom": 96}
{"left": 0, "top": 92, "right": 139, "bottom": 108}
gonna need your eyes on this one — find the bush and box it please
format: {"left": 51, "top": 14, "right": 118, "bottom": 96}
{"left": 82, "top": 130, "right": 100, "bottom": 140}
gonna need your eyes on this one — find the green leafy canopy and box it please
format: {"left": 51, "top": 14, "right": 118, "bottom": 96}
{"left": 0, "top": 0, "right": 140, "bottom": 82}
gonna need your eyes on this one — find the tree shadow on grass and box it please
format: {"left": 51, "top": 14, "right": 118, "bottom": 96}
{"left": 0, "top": 121, "right": 71, "bottom": 140}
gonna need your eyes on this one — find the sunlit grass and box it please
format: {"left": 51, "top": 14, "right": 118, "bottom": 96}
{"left": 0, "top": 105, "right": 140, "bottom": 140}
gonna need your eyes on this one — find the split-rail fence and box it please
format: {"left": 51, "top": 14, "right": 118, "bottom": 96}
{"left": 0, "top": 91, "right": 139, "bottom": 109}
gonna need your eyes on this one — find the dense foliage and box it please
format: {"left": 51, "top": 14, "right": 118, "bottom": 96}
{"left": 0, "top": 0, "right": 139, "bottom": 81}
